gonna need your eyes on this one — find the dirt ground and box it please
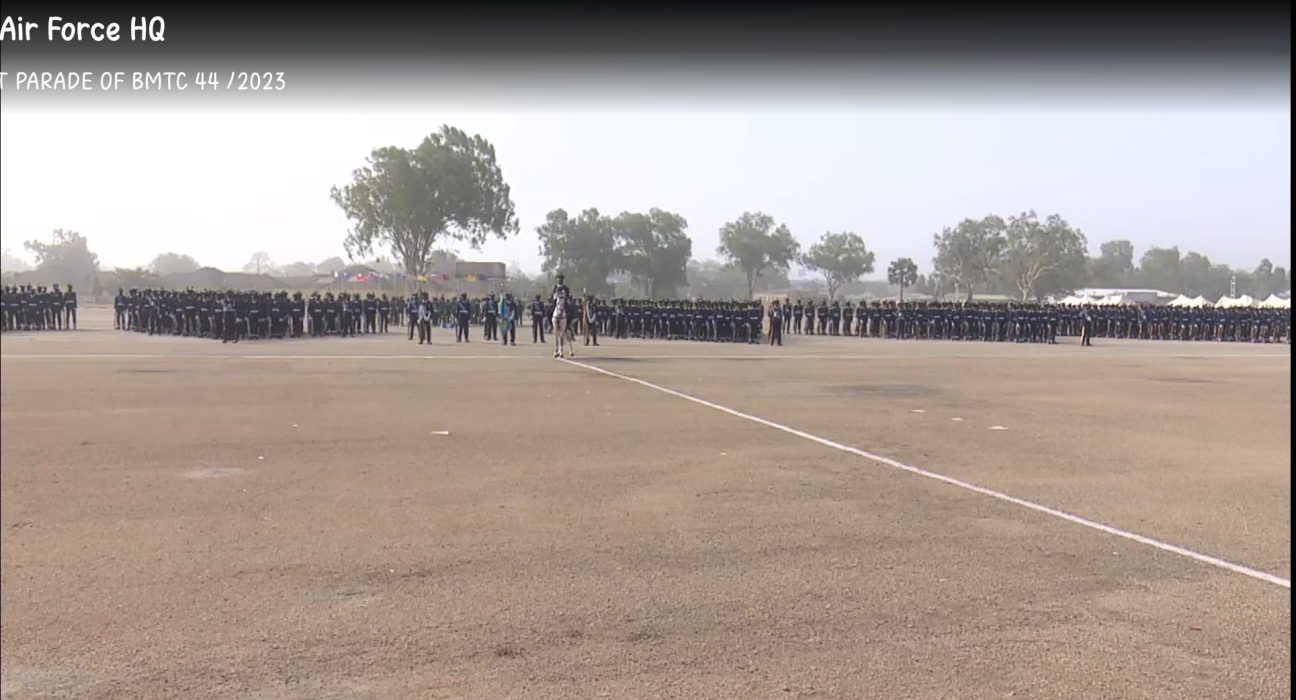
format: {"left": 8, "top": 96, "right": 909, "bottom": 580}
{"left": 1, "top": 308, "right": 1290, "bottom": 699}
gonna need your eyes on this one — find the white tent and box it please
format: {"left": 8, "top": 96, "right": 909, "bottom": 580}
{"left": 1261, "top": 294, "right": 1291, "bottom": 309}
{"left": 1191, "top": 295, "right": 1213, "bottom": 308}
{"left": 1057, "top": 295, "right": 1091, "bottom": 305}
{"left": 1166, "top": 294, "right": 1195, "bottom": 307}
{"left": 1217, "top": 294, "right": 1258, "bottom": 308}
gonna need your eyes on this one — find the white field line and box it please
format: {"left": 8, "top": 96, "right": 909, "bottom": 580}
{"left": 561, "top": 357, "right": 1292, "bottom": 589}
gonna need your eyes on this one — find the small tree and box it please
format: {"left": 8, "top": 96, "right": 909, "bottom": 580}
{"left": 887, "top": 258, "right": 919, "bottom": 301}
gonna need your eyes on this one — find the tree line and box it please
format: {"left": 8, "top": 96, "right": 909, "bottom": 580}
{"left": 4, "top": 125, "right": 1289, "bottom": 303}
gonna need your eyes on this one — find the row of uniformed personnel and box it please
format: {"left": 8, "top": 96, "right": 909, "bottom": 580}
{"left": 1, "top": 284, "right": 79, "bottom": 331}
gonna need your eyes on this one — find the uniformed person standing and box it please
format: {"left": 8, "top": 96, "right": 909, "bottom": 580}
{"left": 418, "top": 294, "right": 433, "bottom": 344}
{"left": 221, "top": 296, "right": 239, "bottom": 344}
{"left": 499, "top": 292, "right": 518, "bottom": 346}
{"left": 113, "top": 288, "right": 127, "bottom": 330}
{"left": 768, "top": 300, "right": 784, "bottom": 346}
{"left": 403, "top": 294, "right": 417, "bottom": 340}
{"left": 291, "top": 292, "right": 305, "bottom": 338}
{"left": 530, "top": 294, "right": 547, "bottom": 343}
{"left": 63, "top": 284, "right": 78, "bottom": 330}
{"left": 584, "top": 295, "right": 600, "bottom": 346}
{"left": 455, "top": 292, "right": 472, "bottom": 343}
{"left": 363, "top": 293, "right": 378, "bottom": 334}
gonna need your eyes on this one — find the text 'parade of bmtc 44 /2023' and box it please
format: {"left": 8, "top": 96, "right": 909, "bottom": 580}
{"left": 0, "top": 70, "right": 286, "bottom": 92}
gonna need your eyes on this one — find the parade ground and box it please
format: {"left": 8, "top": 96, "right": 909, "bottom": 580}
{"left": 1, "top": 308, "right": 1290, "bottom": 699}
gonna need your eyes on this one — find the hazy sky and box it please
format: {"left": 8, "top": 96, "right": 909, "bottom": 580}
{"left": 1, "top": 98, "right": 1290, "bottom": 277}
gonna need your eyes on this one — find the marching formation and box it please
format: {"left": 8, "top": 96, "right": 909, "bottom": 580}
{"left": 773, "top": 299, "right": 1061, "bottom": 343}
{"left": 1054, "top": 303, "right": 1291, "bottom": 344}
{"left": 7, "top": 282, "right": 1289, "bottom": 348}
{"left": 1, "top": 284, "right": 78, "bottom": 332}
{"left": 767, "top": 299, "right": 1291, "bottom": 344}
{"left": 402, "top": 285, "right": 770, "bottom": 350}
{"left": 111, "top": 289, "right": 410, "bottom": 342}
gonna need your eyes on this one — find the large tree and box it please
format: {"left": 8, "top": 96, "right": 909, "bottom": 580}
{"left": 1136, "top": 246, "right": 1183, "bottom": 292}
{"left": 1252, "top": 258, "right": 1291, "bottom": 298}
{"left": 331, "top": 125, "right": 519, "bottom": 278}
{"left": 800, "top": 232, "right": 875, "bottom": 301}
{"left": 612, "top": 208, "right": 692, "bottom": 299}
{"left": 716, "top": 212, "right": 800, "bottom": 300}
{"left": 244, "top": 252, "right": 273, "bottom": 275}
{"left": 24, "top": 229, "right": 100, "bottom": 287}
{"left": 887, "top": 257, "right": 919, "bottom": 301}
{"left": 999, "top": 211, "right": 1088, "bottom": 300}
{"left": 1088, "top": 239, "right": 1136, "bottom": 287}
{"left": 536, "top": 208, "right": 619, "bottom": 296}
{"left": 1179, "top": 251, "right": 1213, "bottom": 297}
{"left": 932, "top": 215, "right": 1006, "bottom": 300}
{"left": 149, "top": 252, "right": 201, "bottom": 277}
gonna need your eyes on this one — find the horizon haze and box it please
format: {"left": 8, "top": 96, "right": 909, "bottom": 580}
{"left": 1, "top": 99, "right": 1290, "bottom": 280}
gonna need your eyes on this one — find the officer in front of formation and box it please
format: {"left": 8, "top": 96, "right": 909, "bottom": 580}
{"left": 498, "top": 292, "right": 518, "bottom": 346}
{"left": 530, "top": 294, "right": 547, "bottom": 343}
{"left": 407, "top": 295, "right": 420, "bottom": 340}
{"left": 416, "top": 294, "right": 433, "bottom": 345}
{"left": 768, "top": 299, "right": 784, "bottom": 346}
{"left": 482, "top": 294, "right": 499, "bottom": 341}
{"left": 455, "top": 292, "right": 473, "bottom": 343}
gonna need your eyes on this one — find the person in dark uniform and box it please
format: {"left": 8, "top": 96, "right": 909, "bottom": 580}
{"left": 455, "top": 292, "right": 472, "bottom": 343}
{"left": 378, "top": 294, "right": 390, "bottom": 333}
{"left": 49, "top": 284, "right": 64, "bottom": 330}
{"left": 1080, "top": 305, "right": 1094, "bottom": 347}
{"left": 363, "top": 293, "right": 378, "bottom": 334}
{"left": 768, "top": 299, "right": 784, "bottom": 346}
{"left": 583, "top": 294, "right": 600, "bottom": 346}
{"left": 417, "top": 295, "right": 433, "bottom": 344}
{"left": 792, "top": 300, "right": 804, "bottom": 334}
{"left": 221, "top": 296, "right": 239, "bottom": 343}
{"left": 288, "top": 292, "right": 303, "bottom": 338}
{"left": 481, "top": 294, "right": 498, "bottom": 341}
{"left": 63, "top": 284, "right": 78, "bottom": 330}
{"left": 530, "top": 294, "right": 547, "bottom": 343}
